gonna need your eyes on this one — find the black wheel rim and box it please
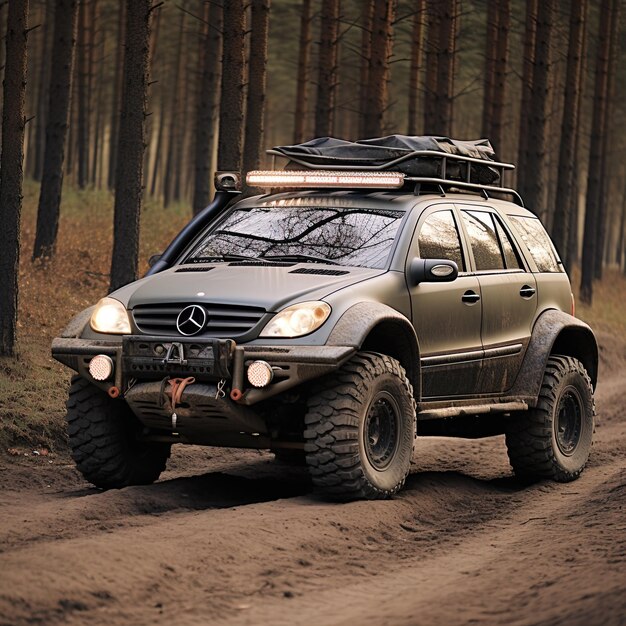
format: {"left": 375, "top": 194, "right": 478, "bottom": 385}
{"left": 364, "top": 391, "right": 400, "bottom": 470}
{"left": 555, "top": 386, "right": 583, "bottom": 456}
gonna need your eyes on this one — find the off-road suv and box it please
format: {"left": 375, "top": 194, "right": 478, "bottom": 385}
{"left": 52, "top": 136, "right": 598, "bottom": 501}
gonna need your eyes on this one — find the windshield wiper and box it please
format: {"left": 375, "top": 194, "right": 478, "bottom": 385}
{"left": 261, "top": 253, "right": 339, "bottom": 265}
{"left": 189, "top": 253, "right": 278, "bottom": 263}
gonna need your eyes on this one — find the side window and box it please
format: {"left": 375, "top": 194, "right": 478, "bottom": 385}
{"left": 461, "top": 210, "right": 505, "bottom": 271}
{"left": 418, "top": 210, "right": 465, "bottom": 271}
{"left": 509, "top": 216, "right": 562, "bottom": 273}
{"left": 494, "top": 218, "right": 522, "bottom": 270}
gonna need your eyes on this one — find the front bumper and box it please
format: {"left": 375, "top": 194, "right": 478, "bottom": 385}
{"left": 51, "top": 335, "right": 356, "bottom": 405}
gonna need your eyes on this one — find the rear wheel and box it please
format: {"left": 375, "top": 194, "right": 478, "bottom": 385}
{"left": 66, "top": 376, "right": 170, "bottom": 489}
{"left": 505, "top": 356, "right": 594, "bottom": 482}
{"left": 303, "top": 352, "right": 416, "bottom": 501}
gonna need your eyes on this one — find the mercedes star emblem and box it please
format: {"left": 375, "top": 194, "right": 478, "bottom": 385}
{"left": 176, "top": 305, "right": 207, "bottom": 336}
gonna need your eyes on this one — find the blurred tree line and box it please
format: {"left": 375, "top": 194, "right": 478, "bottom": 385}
{"left": 0, "top": 0, "right": 624, "bottom": 356}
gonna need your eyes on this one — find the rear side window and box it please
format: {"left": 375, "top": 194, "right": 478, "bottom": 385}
{"left": 509, "top": 216, "right": 562, "bottom": 273}
{"left": 461, "top": 210, "right": 505, "bottom": 271}
{"left": 418, "top": 210, "right": 465, "bottom": 271}
{"left": 494, "top": 219, "right": 522, "bottom": 270}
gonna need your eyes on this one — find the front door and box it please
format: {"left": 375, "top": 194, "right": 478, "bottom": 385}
{"left": 408, "top": 205, "right": 483, "bottom": 398}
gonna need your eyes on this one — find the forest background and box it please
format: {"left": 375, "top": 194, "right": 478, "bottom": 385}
{"left": 0, "top": 0, "right": 625, "bottom": 448}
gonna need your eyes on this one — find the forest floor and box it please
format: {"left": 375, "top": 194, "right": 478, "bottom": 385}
{"left": 1, "top": 185, "right": 625, "bottom": 625}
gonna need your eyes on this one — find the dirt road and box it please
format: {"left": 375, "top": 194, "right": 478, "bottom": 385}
{"left": 1, "top": 333, "right": 625, "bottom": 626}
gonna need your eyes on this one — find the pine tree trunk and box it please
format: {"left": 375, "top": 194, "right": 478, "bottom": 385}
{"left": 314, "top": 0, "right": 340, "bottom": 138}
{"left": 551, "top": 0, "right": 587, "bottom": 266}
{"left": 433, "top": 0, "right": 457, "bottom": 136}
{"left": 407, "top": 0, "right": 425, "bottom": 135}
{"left": 358, "top": 0, "right": 374, "bottom": 137}
{"left": 580, "top": 0, "right": 612, "bottom": 304}
{"left": 423, "top": 0, "right": 440, "bottom": 133}
{"left": 217, "top": 0, "right": 245, "bottom": 171}
{"left": 32, "top": 0, "right": 78, "bottom": 261}
{"left": 293, "top": 0, "right": 311, "bottom": 143}
{"left": 362, "top": 0, "right": 396, "bottom": 138}
{"left": 0, "top": 3, "right": 7, "bottom": 145}
{"left": 32, "top": 0, "right": 53, "bottom": 181}
{"left": 593, "top": 0, "right": 620, "bottom": 280}
{"left": 192, "top": 0, "right": 222, "bottom": 213}
{"left": 76, "top": 0, "right": 90, "bottom": 188}
{"left": 522, "top": 0, "right": 554, "bottom": 218}
{"left": 109, "top": 0, "right": 152, "bottom": 292}
{"left": 107, "top": 0, "right": 124, "bottom": 189}
{"left": 517, "top": 0, "right": 537, "bottom": 195}
{"left": 490, "top": 0, "right": 509, "bottom": 157}
{"left": 0, "top": 0, "right": 29, "bottom": 357}
{"left": 163, "top": 8, "right": 184, "bottom": 207}
{"left": 243, "top": 0, "right": 270, "bottom": 175}
{"left": 481, "top": 0, "right": 498, "bottom": 141}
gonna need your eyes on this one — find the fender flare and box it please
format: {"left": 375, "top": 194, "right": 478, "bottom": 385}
{"left": 510, "top": 309, "right": 598, "bottom": 402}
{"left": 327, "top": 302, "right": 421, "bottom": 400}
{"left": 59, "top": 306, "right": 95, "bottom": 338}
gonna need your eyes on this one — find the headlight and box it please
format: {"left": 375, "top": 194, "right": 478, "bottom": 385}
{"left": 90, "top": 297, "right": 131, "bottom": 334}
{"left": 260, "top": 301, "right": 331, "bottom": 338}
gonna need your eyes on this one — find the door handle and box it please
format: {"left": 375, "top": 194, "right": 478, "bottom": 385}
{"left": 520, "top": 285, "right": 536, "bottom": 298}
{"left": 462, "top": 290, "right": 481, "bottom": 304}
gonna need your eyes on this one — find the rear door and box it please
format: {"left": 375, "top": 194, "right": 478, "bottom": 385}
{"left": 408, "top": 204, "right": 483, "bottom": 398}
{"left": 456, "top": 205, "right": 537, "bottom": 394}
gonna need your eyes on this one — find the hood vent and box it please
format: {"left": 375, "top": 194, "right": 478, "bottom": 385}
{"left": 175, "top": 266, "right": 215, "bottom": 273}
{"left": 289, "top": 267, "right": 349, "bottom": 276}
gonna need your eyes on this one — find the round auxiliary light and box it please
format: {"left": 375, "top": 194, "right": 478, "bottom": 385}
{"left": 246, "top": 360, "right": 274, "bottom": 388}
{"left": 89, "top": 354, "right": 114, "bottom": 381}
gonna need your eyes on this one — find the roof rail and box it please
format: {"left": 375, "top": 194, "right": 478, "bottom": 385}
{"left": 266, "top": 148, "right": 524, "bottom": 207}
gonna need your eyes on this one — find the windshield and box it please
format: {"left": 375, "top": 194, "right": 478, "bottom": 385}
{"left": 186, "top": 205, "right": 405, "bottom": 269}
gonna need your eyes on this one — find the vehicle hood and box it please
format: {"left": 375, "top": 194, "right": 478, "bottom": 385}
{"left": 121, "top": 263, "right": 386, "bottom": 312}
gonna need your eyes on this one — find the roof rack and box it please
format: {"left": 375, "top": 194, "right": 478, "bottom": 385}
{"left": 266, "top": 148, "right": 524, "bottom": 207}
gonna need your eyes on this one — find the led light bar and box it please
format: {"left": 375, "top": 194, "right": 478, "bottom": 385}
{"left": 246, "top": 170, "right": 405, "bottom": 189}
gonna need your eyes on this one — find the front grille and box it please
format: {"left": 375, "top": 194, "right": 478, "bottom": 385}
{"left": 132, "top": 302, "right": 266, "bottom": 338}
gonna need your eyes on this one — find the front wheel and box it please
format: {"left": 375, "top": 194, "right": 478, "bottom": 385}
{"left": 303, "top": 352, "right": 416, "bottom": 501}
{"left": 66, "top": 376, "right": 171, "bottom": 489}
{"left": 505, "top": 356, "right": 595, "bottom": 482}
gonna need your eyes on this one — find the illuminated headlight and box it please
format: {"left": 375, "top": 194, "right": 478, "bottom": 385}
{"left": 90, "top": 297, "right": 131, "bottom": 334}
{"left": 260, "top": 301, "right": 331, "bottom": 338}
{"left": 88, "top": 354, "right": 114, "bottom": 381}
{"left": 247, "top": 360, "right": 274, "bottom": 388}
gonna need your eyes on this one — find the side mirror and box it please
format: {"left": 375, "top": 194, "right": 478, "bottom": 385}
{"left": 148, "top": 253, "right": 162, "bottom": 268}
{"left": 409, "top": 258, "right": 458, "bottom": 285}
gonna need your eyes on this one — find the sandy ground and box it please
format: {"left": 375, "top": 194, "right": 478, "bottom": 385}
{"left": 0, "top": 333, "right": 625, "bottom": 626}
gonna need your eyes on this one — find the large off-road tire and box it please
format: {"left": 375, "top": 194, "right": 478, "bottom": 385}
{"left": 505, "top": 355, "right": 595, "bottom": 482}
{"left": 303, "top": 352, "right": 416, "bottom": 501}
{"left": 66, "top": 376, "right": 170, "bottom": 489}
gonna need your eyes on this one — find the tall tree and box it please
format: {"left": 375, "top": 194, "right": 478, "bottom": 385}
{"left": 217, "top": 0, "right": 245, "bottom": 171}
{"left": 362, "top": 0, "right": 396, "bottom": 138}
{"left": 358, "top": 0, "right": 374, "bottom": 137}
{"left": 193, "top": 0, "right": 223, "bottom": 214}
{"left": 594, "top": 0, "right": 621, "bottom": 279}
{"left": 551, "top": 0, "right": 587, "bottom": 267}
{"left": 32, "top": 0, "right": 78, "bottom": 261}
{"left": 521, "top": 0, "right": 555, "bottom": 217}
{"left": 482, "top": 0, "right": 509, "bottom": 156}
{"left": 407, "top": 0, "right": 425, "bottom": 135}
{"left": 107, "top": 0, "right": 125, "bottom": 190}
{"left": 76, "top": 0, "right": 91, "bottom": 188}
{"left": 314, "top": 0, "right": 340, "bottom": 137}
{"left": 243, "top": 0, "right": 270, "bottom": 174}
{"left": 423, "top": 0, "right": 440, "bottom": 132}
{"left": 580, "top": 0, "right": 613, "bottom": 303}
{"left": 0, "top": 0, "right": 29, "bottom": 357}
{"left": 517, "top": 0, "right": 538, "bottom": 192}
{"left": 109, "top": 0, "right": 152, "bottom": 292}
{"left": 293, "top": 0, "right": 311, "bottom": 143}
{"left": 432, "top": 0, "right": 457, "bottom": 135}
{"left": 163, "top": 8, "right": 185, "bottom": 207}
